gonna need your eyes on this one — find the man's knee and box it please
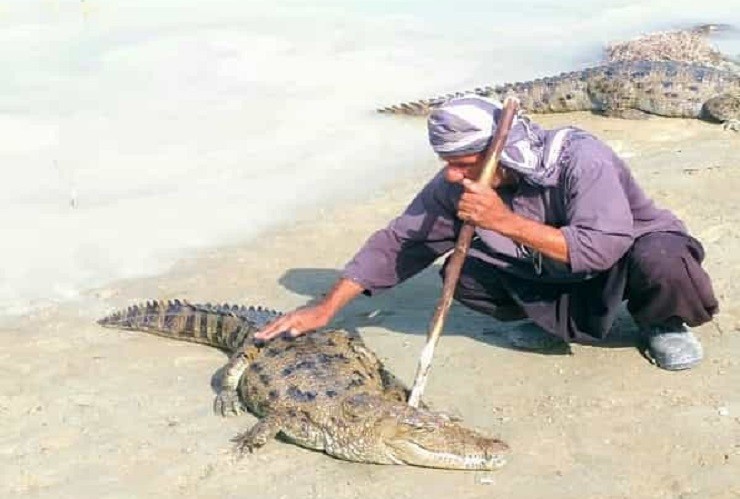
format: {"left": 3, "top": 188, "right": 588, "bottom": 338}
{"left": 626, "top": 232, "right": 717, "bottom": 326}
{"left": 438, "top": 258, "right": 485, "bottom": 301}
{"left": 440, "top": 256, "right": 502, "bottom": 296}
{"left": 438, "top": 256, "right": 525, "bottom": 320}
{"left": 628, "top": 232, "right": 701, "bottom": 285}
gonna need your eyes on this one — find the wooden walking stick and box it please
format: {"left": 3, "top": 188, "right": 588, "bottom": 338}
{"left": 407, "top": 96, "right": 520, "bottom": 408}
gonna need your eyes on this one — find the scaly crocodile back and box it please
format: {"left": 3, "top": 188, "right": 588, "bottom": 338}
{"left": 97, "top": 300, "right": 281, "bottom": 352}
{"left": 377, "top": 60, "right": 740, "bottom": 118}
{"left": 377, "top": 68, "right": 595, "bottom": 115}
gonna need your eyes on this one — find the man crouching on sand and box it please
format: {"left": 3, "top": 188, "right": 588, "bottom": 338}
{"left": 256, "top": 96, "right": 718, "bottom": 371}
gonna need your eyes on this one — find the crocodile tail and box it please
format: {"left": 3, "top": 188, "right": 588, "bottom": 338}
{"left": 377, "top": 98, "right": 443, "bottom": 116}
{"left": 377, "top": 66, "right": 611, "bottom": 116}
{"left": 97, "top": 300, "right": 282, "bottom": 352}
{"left": 376, "top": 88, "right": 507, "bottom": 116}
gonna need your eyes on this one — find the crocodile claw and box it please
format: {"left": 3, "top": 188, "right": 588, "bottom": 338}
{"left": 723, "top": 119, "right": 740, "bottom": 131}
{"left": 231, "top": 431, "right": 259, "bottom": 456}
{"left": 231, "top": 417, "right": 279, "bottom": 456}
{"left": 213, "top": 390, "right": 245, "bottom": 417}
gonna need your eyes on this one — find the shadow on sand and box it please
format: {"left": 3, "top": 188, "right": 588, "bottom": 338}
{"left": 273, "top": 265, "right": 644, "bottom": 356}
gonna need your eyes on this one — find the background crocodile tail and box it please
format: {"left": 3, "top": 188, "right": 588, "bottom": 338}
{"left": 376, "top": 88, "right": 507, "bottom": 116}
{"left": 377, "top": 98, "right": 442, "bottom": 116}
{"left": 97, "top": 300, "right": 281, "bottom": 351}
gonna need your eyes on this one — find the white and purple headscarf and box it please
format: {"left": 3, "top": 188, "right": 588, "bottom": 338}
{"left": 427, "top": 96, "right": 576, "bottom": 187}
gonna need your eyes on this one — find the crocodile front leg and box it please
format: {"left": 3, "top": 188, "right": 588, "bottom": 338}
{"left": 704, "top": 93, "right": 740, "bottom": 131}
{"left": 232, "top": 410, "right": 327, "bottom": 455}
{"left": 232, "top": 414, "right": 286, "bottom": 454}
{"left": 724, "top": 119, "right": 740, "bottom": 131}
{"left": 214, "top": 351, "right": 250, "bottom": 417}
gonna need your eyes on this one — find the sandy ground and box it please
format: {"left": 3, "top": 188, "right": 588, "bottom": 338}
{"left": 2, "top": 113, "right": 739, "bottom": 498}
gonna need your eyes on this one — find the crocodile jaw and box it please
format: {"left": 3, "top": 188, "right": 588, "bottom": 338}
{"left": 386, "top": 435, "right": 509, "bottom": 471}
{"left": 326, "top": 424, "right": 509, "bottom": 471}
{"left": 380, "top": 405, "right": 510, "bottom": 471}
{"left": 325, "top": 394, "right": 511, "bottom": 470}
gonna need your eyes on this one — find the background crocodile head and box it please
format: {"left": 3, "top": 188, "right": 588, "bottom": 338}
{"left": 330, "top": 393, "right": 509, "bottom": 470}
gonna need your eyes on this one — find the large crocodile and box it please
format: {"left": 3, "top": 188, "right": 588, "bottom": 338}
{"left": 377, "top": 60, "right": 740, "bottom": 130}
{"left": 98, "top": 300, "right": 508, "bottom": 470}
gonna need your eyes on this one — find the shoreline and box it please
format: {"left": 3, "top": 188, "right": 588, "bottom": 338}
{"left": 2, "top": 112, "right": 739, "bottom": 498}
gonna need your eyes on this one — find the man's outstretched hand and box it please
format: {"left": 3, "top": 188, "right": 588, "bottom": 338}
{"left": 253, "top": 278, "right": 364, "bottom": 343}
{"left": 254, "top": 304, "right": 331, "bottom": 342}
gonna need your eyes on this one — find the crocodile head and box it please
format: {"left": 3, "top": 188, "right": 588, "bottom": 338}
{"left": 330, "top": 394, "right": 509, "bottom": 470}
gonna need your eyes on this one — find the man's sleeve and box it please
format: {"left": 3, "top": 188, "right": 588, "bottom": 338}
{"left": 342, "top": 172, "right": 460, "bottom": 295}
{"left": 559, "top": 141, "right": 635, "bottom": 274}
